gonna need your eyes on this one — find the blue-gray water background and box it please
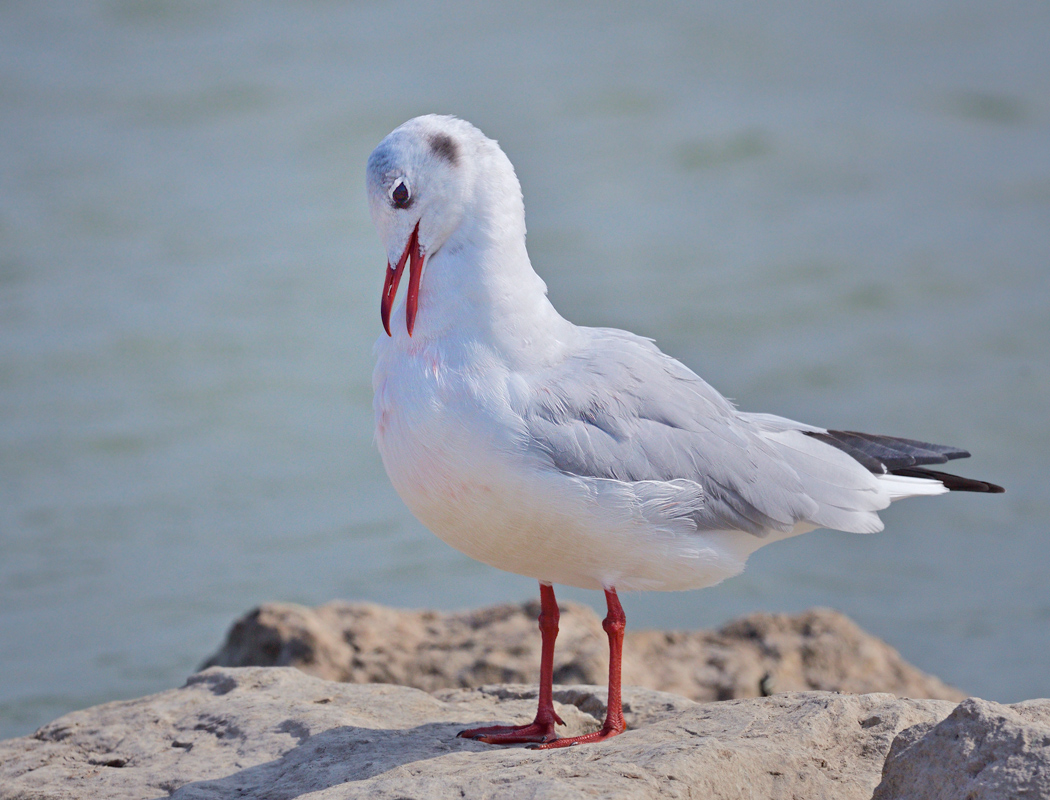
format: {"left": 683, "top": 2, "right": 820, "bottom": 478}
{"left": 1, "top": 2, "right": 1048, "bottom": 740}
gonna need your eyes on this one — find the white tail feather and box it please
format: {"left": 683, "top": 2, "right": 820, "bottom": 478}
{"left": 879, "top": 473, "right": 950, "bottom": 501}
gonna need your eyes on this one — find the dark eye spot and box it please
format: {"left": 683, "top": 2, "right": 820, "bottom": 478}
{"left": 429, "top": 133, "right": 459, "bottom": 165}
{"left": 391, "top": 181, "right": 411, "bottom": 209}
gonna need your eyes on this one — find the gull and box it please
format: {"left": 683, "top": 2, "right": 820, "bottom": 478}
{"left": 366, "top": 115, "right": 1003, "bottom": 749}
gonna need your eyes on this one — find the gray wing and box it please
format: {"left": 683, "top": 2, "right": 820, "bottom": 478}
{"left": 520, "top": 328, "right": 888, "bottom": 536}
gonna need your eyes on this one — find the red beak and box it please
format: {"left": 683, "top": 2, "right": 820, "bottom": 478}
{"left": 380, "top": 221, "right": 424, "bottom": 336}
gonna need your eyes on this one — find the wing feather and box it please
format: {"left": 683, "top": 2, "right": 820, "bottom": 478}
{"left": 521, "top": 328, "right": 884, "bottom": 536}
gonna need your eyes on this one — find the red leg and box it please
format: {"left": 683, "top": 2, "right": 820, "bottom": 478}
{"left": 530, "top": 588, "right": 627, "bottom": 749}
{"left": 458, "top": 582, "right": 565, "bottom": 744}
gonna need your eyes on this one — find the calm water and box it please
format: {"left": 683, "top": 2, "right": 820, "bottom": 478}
{"left": 1, "top": 1, "right": 1048, "bottom": 740}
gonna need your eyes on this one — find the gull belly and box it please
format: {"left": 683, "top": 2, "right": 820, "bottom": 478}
{"left": 374, "top": 334, "right": 758, "bottom": 593}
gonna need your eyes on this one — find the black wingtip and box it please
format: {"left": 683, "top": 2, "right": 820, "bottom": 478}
{"left": 804, "top": 429, "right": 1003, "bottom": 493}
{"left": 891, "top": 467, "right": 1005, "bottom": 494}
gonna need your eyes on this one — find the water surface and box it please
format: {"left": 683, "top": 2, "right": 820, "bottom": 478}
{"left": 1, "top": 1, "right": 1048, "bottom": 739}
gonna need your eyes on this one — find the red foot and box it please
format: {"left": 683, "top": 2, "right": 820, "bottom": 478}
{"left": 460, "top": 585, "right": 629, "bottom": 751}
{"left": 458, "top": 718, "right": 561, "bottom": 745}
{"left": 529, "top": 720, "right": 625, "bottom": 750}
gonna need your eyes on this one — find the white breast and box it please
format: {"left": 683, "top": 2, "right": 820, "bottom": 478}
{"left": 373, "top": 334, "right": 761, "bottom": 593}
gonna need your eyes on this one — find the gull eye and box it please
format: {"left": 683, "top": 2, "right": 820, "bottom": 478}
{"left": 390, "top": 180, "right": 411, "bottom": 209}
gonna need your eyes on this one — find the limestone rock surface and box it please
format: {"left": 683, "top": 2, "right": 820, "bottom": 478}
{"left": 202, "top": 601, "right": 965, "bottom": 701}
{"left": 3, "top": 667, "right": 1048, "bottom": 800}
{"left": 874, "top": 696, "right": 1050, "bottom": 800}
{"left": 0, "top": 667, "right": 944, "bottom": 800}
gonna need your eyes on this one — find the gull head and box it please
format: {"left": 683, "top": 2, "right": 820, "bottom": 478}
{"left": 366, "top": 115, "right": 524, "bottom": 337}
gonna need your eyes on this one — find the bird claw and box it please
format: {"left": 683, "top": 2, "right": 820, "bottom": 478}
{"left": 457, "top": 721, "right": 559, "bottom": 745}
{"left": 460, "top": 719, "right": 625, "bottom": 749}
{"left": 527, "top": 726, "right": 624, "bottom": 750}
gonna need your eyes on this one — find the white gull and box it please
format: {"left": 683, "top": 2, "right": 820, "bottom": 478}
{"left": 367, "top": 115, "right": 1003, "bottom": 748}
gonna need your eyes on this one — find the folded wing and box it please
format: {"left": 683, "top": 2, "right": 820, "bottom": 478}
{"left": 520, "top": 328, "right": 1001, "bottom": 539}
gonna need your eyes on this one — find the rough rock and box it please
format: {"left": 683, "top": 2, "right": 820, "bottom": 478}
{"left": 202, "top": 601, "right": 965, "bottom": 701}
{"left": 0, "top": 665, "right": 979, "bottom": 800}
{"left": 874, "top": 696, "right": 1050, "bottom": 800}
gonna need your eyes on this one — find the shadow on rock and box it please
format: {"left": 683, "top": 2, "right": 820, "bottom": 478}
{"left": 165, "top": 721, "right": 475, "bottom": 800}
